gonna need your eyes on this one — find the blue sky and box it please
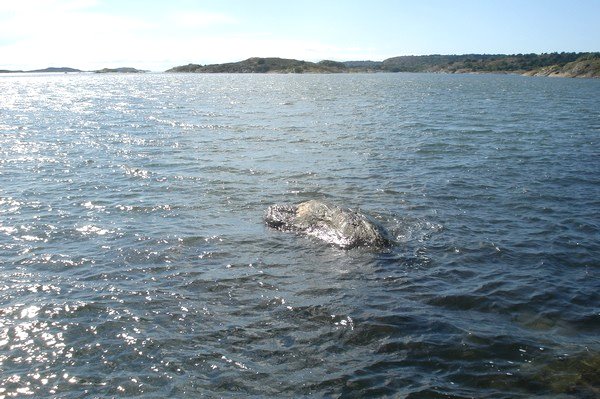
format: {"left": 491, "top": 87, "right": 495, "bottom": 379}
{"left": 1, "top": 0, "right": 598, "bottom": 71}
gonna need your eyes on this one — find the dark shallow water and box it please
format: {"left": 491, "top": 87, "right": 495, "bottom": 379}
{"left": 0, "top": 72, "right": 599, "bottom": 398}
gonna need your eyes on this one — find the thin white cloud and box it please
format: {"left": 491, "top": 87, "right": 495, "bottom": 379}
{"left": 0, "top": 0, "right": 98, "bottom": 13}
{"left": 0, "top": 1, "right": 383, "bottom": 70}
{"left": 0, "top": 0, "right": 158, "bottom": 69}
{"left": 1, "top": 3, "right": 145, "bottom": 44}
{"left": 169, "top": 11, "right": 237, "bottom": 28}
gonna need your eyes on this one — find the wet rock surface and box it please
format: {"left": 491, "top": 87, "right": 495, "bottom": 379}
{"left": 265, "top": 200, "right": 391, "bottom": 249}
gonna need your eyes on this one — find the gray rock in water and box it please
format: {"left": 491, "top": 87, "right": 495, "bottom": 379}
{"left": 265, "top": 200, "right": 390, "bottom": 249}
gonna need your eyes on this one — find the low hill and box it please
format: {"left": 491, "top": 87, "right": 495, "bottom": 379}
{"left": 343, "top": 60, "right": 383, "bottom": 70}
{"left": 380, "top": 52, "right": 600, "bottom": 77}
{"left": 166, "top": 57, "right": 347, "bottom": 73}
{"left": 523, "top": 54, "right": 600, "bottom": 78}
{"left": 94, "top": 67, "right": 147, "bottom": 73}
{"left": 0, "top": 67, "right": 82, "bottom": 73}
{"left": 31, "top": 67, "right": 82, "bottom": 73}
{"left": 166, "top": 53, "right": 599, "bottom": 78}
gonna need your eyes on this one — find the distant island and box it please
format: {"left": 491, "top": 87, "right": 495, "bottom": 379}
{"left": 93, "top": 67, "right": 147, "bottom": 73}
{"left": 167, "top": 52, "right": 600, "bottom": 78}
{"left": 32, "top": 67, "right": 83, "bottom": 73}
{"left": 0, "top": 66, "right": 147, "bottom": 74}
{"left": 0, "top": 67, "right": 83, "bottom": 73}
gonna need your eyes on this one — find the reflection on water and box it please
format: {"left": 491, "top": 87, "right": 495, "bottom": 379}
{"left": 0, "top": 72, "right": 599, "bottom": 397}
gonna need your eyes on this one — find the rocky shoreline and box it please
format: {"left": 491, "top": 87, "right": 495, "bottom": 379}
{"left": 166, "top": 53, "right": 600, "bottom": 78}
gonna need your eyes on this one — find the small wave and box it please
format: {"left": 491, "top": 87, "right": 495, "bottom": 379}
{"left": 81, "top": 201, "right": 106, "bottom": 211}
{"left": 76, "top": 225, "right": 114, "bottom": 236}
{"left": 115, "top": 204, "right": 173, "bottom": 213}
{"left": 147, "top": 115, "right": 227, "bottom": 130}
{"left": 376, "top": 212, "right": 443, "bottom": 246}
{"left": 122, "top": 165, "right": 151, "bottom": 179}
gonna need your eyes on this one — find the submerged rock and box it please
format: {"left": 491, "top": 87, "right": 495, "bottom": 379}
{"left": 523, "top": 351, "right": 600, "bottom": 397}
{"left": 265, "top": 200, "right": 390, "bottom": 249}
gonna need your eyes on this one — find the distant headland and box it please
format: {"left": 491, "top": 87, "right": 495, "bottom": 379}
{"left": 0, "top": 66, "right": 147, "bottom": 74}
{"left": 0, "top": 67, "right": 83, "bottom": 73}
{"left": 166, "top": 52, "right": 600, "bottom": 78}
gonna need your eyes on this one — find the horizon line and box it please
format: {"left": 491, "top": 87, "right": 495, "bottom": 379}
{"left": 2, "top": 51, "right": 598, "bottom": 73}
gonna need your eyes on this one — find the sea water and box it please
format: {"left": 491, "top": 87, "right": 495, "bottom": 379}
{"left": 0, "top": 72, "right": 599, "bottom": 398}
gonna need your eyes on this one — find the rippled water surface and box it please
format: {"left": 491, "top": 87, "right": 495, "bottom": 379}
{"left": 1, "top": 72, "right": 599, "bottom": 398}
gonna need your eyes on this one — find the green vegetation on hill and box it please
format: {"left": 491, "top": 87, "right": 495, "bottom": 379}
{"left": 166, "top": 52, "right": 599, "bottom": 78}
{"left": 4, "top": 53, "right": 597, "bottom": 77}
{"left": 30, "top": 67, "right": 82, "bottom": 73}
{"left": 0, "top": 67, "right": 82, "bottom": 73}
{"left": 523, "top": 53, "right": 600, "bottom": 78}
{"left": 381, "top": 52, "right": 599, "bottom": 75}
{"left": 343, "top": 60, "right": 383, "bottom": 69}
{"left": 166, "top": 57, "right": 347, "bottom": 73}
{"left": 94, "top": 67, "right": 147, "bottom": 73}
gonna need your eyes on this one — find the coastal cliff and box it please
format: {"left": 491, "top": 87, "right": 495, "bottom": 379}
{"left": 522, "top": 54, "right": 600, "bottom": 78}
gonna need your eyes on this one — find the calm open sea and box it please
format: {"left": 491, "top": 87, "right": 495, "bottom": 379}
{"left": 0, "top": 72, "right": 599, "bottom": 398}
